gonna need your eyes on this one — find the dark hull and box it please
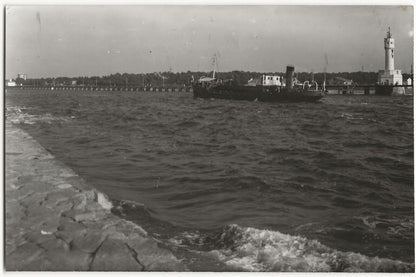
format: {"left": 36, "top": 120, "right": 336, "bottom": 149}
{"left": 375, "top": 85, "right": 394, "bottom": 96}
{"left": 375, "top": 85, "right": 409, "bottom": 96}
{"left": 193, "top": 84, "right": 324, "bottom": 103}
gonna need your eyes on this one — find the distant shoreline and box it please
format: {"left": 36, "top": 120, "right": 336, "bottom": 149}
{"left": 8, "top": 70, "right": 413, "bottom": 88}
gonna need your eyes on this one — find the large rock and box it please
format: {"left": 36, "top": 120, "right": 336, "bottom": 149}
{"left": 71, "top": 230, "right": 107, "bottom": 254}
{"left": 129, "top": 238, "right": 185, "bottom": 271}
{"left": 42, "top": 248, "right": 92, "bottom": 271}
{"left": 90, "top": 239, "right": 144, "bottom": 271}
{"left": 6, "top": 242, "right": 45, "bottom": 270}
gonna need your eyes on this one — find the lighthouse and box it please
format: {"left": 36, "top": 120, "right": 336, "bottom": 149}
{"left": 377, "top": 27, "right": 403, "bottom": 85}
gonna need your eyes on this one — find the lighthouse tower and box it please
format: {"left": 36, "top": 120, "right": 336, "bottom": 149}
{"left": 378, "top": 27, "right": 402, "bottom": 85}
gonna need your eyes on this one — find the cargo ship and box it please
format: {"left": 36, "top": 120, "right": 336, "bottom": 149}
{"left": 193, "top": 65, "right": 325, "bottom": 103}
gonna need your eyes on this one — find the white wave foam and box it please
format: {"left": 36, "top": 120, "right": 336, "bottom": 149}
{"left": 118, "top": 199, "right": 145, "bottom": 208}
{"left": 355, "top": 215, "right": 414, "bottom": 238}
{"left": 6, "top": 106, "right": 72, "bottom": 125}
{"left": 96, "top": 191, "right": 113, "bottom": 210}
{"left": 208, "top": 224, "right": 413, "bottom": 272}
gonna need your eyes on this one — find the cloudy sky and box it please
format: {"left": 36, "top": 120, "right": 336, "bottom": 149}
{"left": 5, "top": 5, "right": 414, "bottom": 79}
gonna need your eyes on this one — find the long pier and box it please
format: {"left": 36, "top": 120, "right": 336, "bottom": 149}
{"left": 5, "top": 85, "right": 194, "bottom": 92}
{"left": 325, "top": 84, "right": 413, "bottom": 95}
{"left": 6, "top": 84, "right": 413, "bottom": 95}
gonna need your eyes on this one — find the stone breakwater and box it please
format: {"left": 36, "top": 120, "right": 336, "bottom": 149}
{"left": 5, "top": 122, "right": 186, "bottom": 271}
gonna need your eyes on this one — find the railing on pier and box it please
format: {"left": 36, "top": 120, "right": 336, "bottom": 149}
{"left": 6, "top": 84, "right": 413, "bottom": 95}
{"left": 5, "top": 85, "right": 194, "bottom": 93}
{"left": 325, "top": 84, "right": 413, "bottom": 95}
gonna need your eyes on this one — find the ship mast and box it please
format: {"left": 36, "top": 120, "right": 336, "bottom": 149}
{"left": 212, "top": 54, "right": 217, "bottom": 79}
{"left": 323, "top": 53, "right": 328, "bottom": 91}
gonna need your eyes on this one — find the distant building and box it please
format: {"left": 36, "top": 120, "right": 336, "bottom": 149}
{"left": 328, "top": 77, "right": 354, "bottom": 86}
{"left": 17, "top": 73, "right": 27, "bottom": 80}
{"left": 406, "top": 78, "right": 412, "bottom": 86}
{"left": 247, "top": 77, "right": 261, "bottom": 86}
{"left": 377, "top": 28, "right": 402, "bottom": 85}
{"left": 7, "top": 79, "right": 17, "bottom": 87}
{"left": 71, "top": 80, "right": 77, "bottom": 86}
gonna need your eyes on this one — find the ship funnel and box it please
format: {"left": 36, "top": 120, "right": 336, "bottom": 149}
{"left": 286, "top": 65, "right": 295, "bottom": 89}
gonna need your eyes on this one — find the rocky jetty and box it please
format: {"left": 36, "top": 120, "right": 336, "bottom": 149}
{"left": 5, "top": 122, "right": 186, "bottom": 271}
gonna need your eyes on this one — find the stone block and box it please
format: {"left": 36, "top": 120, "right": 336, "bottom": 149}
{"left": 59, "top": 216, "right": 85, "bottom": 232}
{"left": 5, "top": 242, "right": 45, "bottom": 270}
{"left": 114, "top": 220, "right": 148, "bottom": 238}
{"left": 20, "top": 192, "right": 47, "bottom": 208}
{"left": 74, "top": 211, "right": 95, "bottom": 222}
{"left": 90, "top": 239, "right": 143, "bottom": 271}
{"left": 26, "top": 204, "right": 54, "bottom": 220}
{"left": 73, "top": 210, "right": 108, "bottom": 222}
{"left": 43, "top": 248, "right": 92, "bottom": 271}
{"left": 129, "top": 238, "right": 185, "bottom": 271}
{"left": 73, "top": 193, "right": 87, "bottom": 210}
{"left": 5, "top": 232, "right": 27, "bottom": 256}
{"left": 40, "top": 237, "right": 70, "bottom": 252}
{"left": 57, "top": 183, "right": 73, "bottom": 189}
{"left": 23, "top": 230, "right": 55, "bottom": 245}
{"left": 44, "top": 190, "right": 72, "bottom": 207}
{"left": 86, "top": 201, "right": 108, "bottom": 213}
{"left": 5, "top": 200, "right": 26, "bottom": 225}
{"left": 55, "top": 217, "right": 88, "bottom": 244}
{"left": 54, "top": 200, "right": 74, "bottom": 214}
{"left": 71, "top": 230, "right": 106, "bottom": 253}
{"left": 5, "top": 169, "right": 20, "bottom": 183}
{"left": 19, "top": 252, "right": 54, "bottom": 271}
{"left": 39, "top": 216, "right": 62, "bottom": 233}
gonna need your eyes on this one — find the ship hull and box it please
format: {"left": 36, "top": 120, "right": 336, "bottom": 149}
{"left": 375, "top": 85, "right": 406, "bottom": 96}
{"left": 375, "top": 85, "right": 394, "bottom": 95}
{"left": 193, "top": 85, "right": 324, "bottom": 103}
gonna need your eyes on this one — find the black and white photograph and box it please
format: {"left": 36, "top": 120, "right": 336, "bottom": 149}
{"left": 4, "top": 1, "right": 415, "bottom": 272}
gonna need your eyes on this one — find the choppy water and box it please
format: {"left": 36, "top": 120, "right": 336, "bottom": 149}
{"left": 6, "top": 89, "right": 414, "bottom": 272}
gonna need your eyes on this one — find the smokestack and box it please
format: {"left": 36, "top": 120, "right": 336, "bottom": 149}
{"left": 286, "top": 65, "right": 295, "bottom": 89}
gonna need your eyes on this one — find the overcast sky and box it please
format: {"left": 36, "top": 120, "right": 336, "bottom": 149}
{"left": 5, "top": 5, "right": 414, "bottom": 79}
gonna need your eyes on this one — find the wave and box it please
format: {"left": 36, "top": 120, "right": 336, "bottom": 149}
{"left": 355, "top": 214, "right": 414, "bottom": 239}
{"left": 6, "top": 106, "right": 73, "bottom": 125}
{"left": 169, "top": 224, "right": 414, "bottom": 272}
{"left": 96, "top": 190, "right": 113, "bottom": 210}
{"left": 81, "top": 169, "right": 413, "bottom": 272}
{"left": 28, "top": 174, "right": 414, "bottom": 272}
{"left": 84, "top": 170, "right": 413, "bottom": 272}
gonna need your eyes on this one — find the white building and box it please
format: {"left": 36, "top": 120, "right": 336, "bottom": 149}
{"left": 7, "top": 79, "right": 17, "bottom": 86}
{"left": 328, "top": 77, "right": 354, "bottom": 86}
{"left": 17, "top": 73, "right": 27, "bottom": 80}
{"left": 378, "top": 27, "right": 402, "bottom": 85}
{"left": 262, "top": 75, "right": 282, "bottom": 86}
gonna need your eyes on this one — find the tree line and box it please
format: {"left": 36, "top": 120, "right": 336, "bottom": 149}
{"left": 16, "top": 71, "right": 413, "bottom": 87}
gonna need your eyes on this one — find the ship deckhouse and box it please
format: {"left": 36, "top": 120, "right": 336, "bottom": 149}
{"left": 262, "top": 75, "right": 282, "bottom": 86}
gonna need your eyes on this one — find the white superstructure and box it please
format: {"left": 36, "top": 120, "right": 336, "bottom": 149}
{"left": 262, "top": 75, "right": 282, "bottom": 86}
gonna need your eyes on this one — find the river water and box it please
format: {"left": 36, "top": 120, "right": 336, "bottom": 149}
{"left": 5, "top": 89, "right": 414, "bottom": 271}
